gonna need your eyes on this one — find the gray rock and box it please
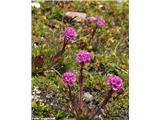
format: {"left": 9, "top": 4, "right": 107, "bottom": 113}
{"left": 84, "top": 92, "right": 93, "bottom": 101}
{"left": 64, "top": 12, "right": 87, "bottom": 22}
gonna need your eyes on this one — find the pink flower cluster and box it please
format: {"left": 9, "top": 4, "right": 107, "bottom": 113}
{"left": 107, "top": 75, "right": 123, "bottom": 92}
{"left": 76, "top": 51, "right": 92, "bottom": 64}
{"left": 96, "top": 17, "right": 106, "bottom": 27}
{"left": 87, "top": 17, "right": 96, "bottom": 23}
{"left": 64, "top": 27, "right": 77, "bottom": 40}
{"left": 62, "top": 72, "right": 76, "bottom": 87}
{"left": 87, "top": 16, "right": 106, "bottom": 27}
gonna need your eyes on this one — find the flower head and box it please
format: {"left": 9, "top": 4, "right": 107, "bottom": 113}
{"left": 62, "top": 72, "right": 76, "bottom": 87}
{"left": 96, "top": 17, "right": 106, "bottom": 27}
{"left": 64, "top": 27, "right": 77, "bottom": 40}
{"left": 107, "top": 75, "right": 123, "bottom": 92}
{"left": 76, "top": 51, "right": 92, "bottom": 64}
{"left": 87, "top": 16, "right": 96, "bottom": 23}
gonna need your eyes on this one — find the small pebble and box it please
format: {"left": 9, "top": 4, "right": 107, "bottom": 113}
{"left": 84, "top": 92, "right": 93, "bottom": 101}
{"left": 64, "top": 12, "right": 87, "bottom": 22}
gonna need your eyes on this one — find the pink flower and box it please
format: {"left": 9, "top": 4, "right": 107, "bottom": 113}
{"left": 64, "top": 27, "right": 77, "bottom": 40}
{"left": 76, "top": 51, "right": 92, "bottom": 64}
{"left": 96, "top": 17, "right": 106, "bottom": 27}
{"left": 87, "top": 16, "right": 96, "bottom": 23}
{"left": 107, "top": 75, "right": 123, "bottom": 92}
{"left": 62, "top": 72, "right": 76, "bottom": 87}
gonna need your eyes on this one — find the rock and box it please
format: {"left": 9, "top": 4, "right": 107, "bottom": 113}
{"left": 31, "top": 2, "right": 41, "bottom": 9}
{"left": 64, "top": 12, "right": 87, "bottom": 22}
{"left": 101, "top": 109, "right": 106, "bottom": 116}
{"left": 84, "top": 92, "right": 93, "bottom": 101}
{"left": 98, "top": 114, "right": 103, "bottom": 120}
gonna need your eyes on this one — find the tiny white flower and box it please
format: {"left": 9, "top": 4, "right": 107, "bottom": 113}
{"left": 99, "top": 5, "right": 103, "bottom": 8}
{"left": 50, "top": 103, "right": 53, "bottom": 106}
{"left": 32, "top": 95, "right": 35, "bottom": 99}
{"left": 31, "top": 2, "right": 41, "bottom": 9}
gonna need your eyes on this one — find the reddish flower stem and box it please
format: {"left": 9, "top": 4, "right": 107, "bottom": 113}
{"left": 51, "top": 38, "right": 68, "bottom": 63}
{"left": 79, "top": 63, "right": 84, "bottom": 109}
{"left": 89, "top": 90, "right": 114, "bottom": 119}
{"left": 68, "top": 85, "right": 76, "bottom": 114}
{"left": 68, "top": 85, "right": 72, "bottom": 102}
{"left": 39, "top": 38, "right": 68, "bottom": 75}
